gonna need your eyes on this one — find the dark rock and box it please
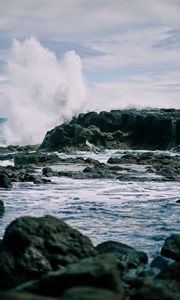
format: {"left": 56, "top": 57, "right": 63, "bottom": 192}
{"left": 161, "top": 234, "right": 180, "bottom": 261}
{"left": 42, "top": 167, "right": 58, "bottom": 177}
{"left": 0, "top": 200, "right": 5, "bottom": 215}
{"left": 151, "top": 256, "right": 171, "bottom": 271}
{"left": 95, "top": 241, "right": 148, "bottom": 269}
{"left": 130, "top": 282, "right": 178, "bottom": 300}
{"left": 14, "top": 254, "right": 124, "bottom": 298}
{"left": 41, "top": 109, "right": 180, "bottom": 151}
{"left": 14, "top": 152, "right": 60, "bottom": 166}
{"left": 84, "top": 157, "right": 100, "bottom": 165}
{"left": 157, "top": 262, "right": 180, "bottom": 282}
{"left": 0, "top": 215, "right": 96, "bottom": 290}
{"left": 0, "top": 172, "right": 12, "bottom": 188}
{"left": 60, "top": 287, "right": 121, "bottom": 300}
{"left": 82, "top": 163, "right": 116, "bottom": 179}
{"left": 176, "top": 199, "right": 180, "bottom": 203}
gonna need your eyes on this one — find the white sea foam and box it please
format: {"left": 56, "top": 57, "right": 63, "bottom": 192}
{"left": 1, "top": 37, "right": 87, "bottom": 145}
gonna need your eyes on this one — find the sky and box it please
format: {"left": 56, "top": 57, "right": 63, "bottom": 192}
{"left": 0, "top": 0, "right": 180, "bottom": 111}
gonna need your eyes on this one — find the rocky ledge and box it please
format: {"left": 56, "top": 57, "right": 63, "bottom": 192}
{"left": 0, "top": 215, "right": 179, "bottom": 300}
{"left": 40, "top": 109, "right": 180, "bottom": 151}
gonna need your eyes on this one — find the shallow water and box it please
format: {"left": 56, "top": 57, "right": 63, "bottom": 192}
{"left": 0, "top": 150, "right": 180, "bottom": 260}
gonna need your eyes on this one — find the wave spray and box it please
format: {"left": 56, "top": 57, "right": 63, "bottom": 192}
{"left": 2, "top": 37, "right": 86, "bottom": 145}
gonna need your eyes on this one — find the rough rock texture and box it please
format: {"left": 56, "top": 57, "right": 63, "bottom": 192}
{"left": 0, "top": 215, "right": 96, "bottom": 290}
{"left": 13, "top": 254, "right": 124, "bottom": 298}
{"left": 40, "top": 109, "right": 180, "bottom": 151}
{"left": 161, "top": 234, "right": 180, "bottom": 261}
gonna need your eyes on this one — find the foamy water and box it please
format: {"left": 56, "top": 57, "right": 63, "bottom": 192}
{"left": 0, "top": 150, "right": 180, "bottom": 260}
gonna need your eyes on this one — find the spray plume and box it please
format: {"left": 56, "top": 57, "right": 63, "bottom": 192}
{"left": 2, "top": 37, "right": 86, "bottom": 145}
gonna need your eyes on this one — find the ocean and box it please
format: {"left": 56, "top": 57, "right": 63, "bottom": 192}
{"left": 0, "top": 149, "right": 179, "bottom": 260}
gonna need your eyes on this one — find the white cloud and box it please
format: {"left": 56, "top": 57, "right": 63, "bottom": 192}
{"left": 0, "top": 0, "right": 180, "bottom": 111}
{"left": 86, "top": 71, "right": 180, "bottom": 110}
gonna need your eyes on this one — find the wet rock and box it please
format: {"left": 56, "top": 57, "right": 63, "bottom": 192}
{"left": 60, "top": 287, "right": 121, "bottom": 300}
{"left": 82, "top": 163, "right": 116, "bottom": 179}
{"left": 24, "top": 173, "right": 51, "bottom": 184}
{"left": 108, "top": 154, "right": 137, "bottom": 164}
{"left": 176, "top": 199, "right": 180, "bottom": 203}
{"left": 42, "top": 167, "right": 58, "bottom": 177}
{"left": 0, "top": 172, "right": 12, "bottom": 188}
{"left": 14, "top": 254, "right": 124, "bottom": 298}
{"left": 41, "top": 109, "right": 180, "bottom": 151}
{"left": 0, "top": 215, "right": 96, "bottom": 290}
{"left": 14, "top": 152, "right": 60, "bottom": 166}
{"left": 161, "top": 234, "right": 180, "bottom": 261}
{"left": 84, "top": 157, "right": 100, "bottom": 165}
{"left": 95, "top": 241, "right": 148, "bottom": 269}
{"left": 0, "top": 199, "right": 5, "bottom": 215}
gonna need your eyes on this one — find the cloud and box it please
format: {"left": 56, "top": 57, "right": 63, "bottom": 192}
{"left": 0, "top": 0, "right": 180, "bottom": 39}
{"left": 0, "top": 0, "right": 180, "bottom": 111}
{"left": 87, "top": 71, "right": 180, "bottom": 110}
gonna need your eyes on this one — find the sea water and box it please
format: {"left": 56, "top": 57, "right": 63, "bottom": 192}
{"left": 0, "top": 149, "right": 179, "bottom": 259}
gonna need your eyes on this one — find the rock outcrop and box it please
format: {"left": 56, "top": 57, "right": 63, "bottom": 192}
{"left": 40, "top": 109, "right": 180, "bottom": 151}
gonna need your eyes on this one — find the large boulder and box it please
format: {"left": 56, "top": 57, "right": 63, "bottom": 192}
{"left": 0, "top": 215, "right": 96, "bottom": 290}
{"left": 13, "top": 254, "right": 125, "bottom": 298}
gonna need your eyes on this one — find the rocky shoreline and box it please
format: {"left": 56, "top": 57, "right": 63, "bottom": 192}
{"left": 0, "top": 215, "right": 179, "bottom": 300}
{"left": 0, "top": 108, "right": 180, "bottom": 299}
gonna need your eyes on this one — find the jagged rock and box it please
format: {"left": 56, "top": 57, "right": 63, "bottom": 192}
{"left": 161, "top": 234, "right": 180, "bottom": 261}
{"left": 41, "top": 109, "right": 180, "bottom": 151}
{"left": 13, "top": 254, "right": 124, "bottom": 298}
{"left": 0, "top": 172, "right": 12, "bottom": 188}
{"left": 0, "top": 215, "right": 96, "bottom": 290}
